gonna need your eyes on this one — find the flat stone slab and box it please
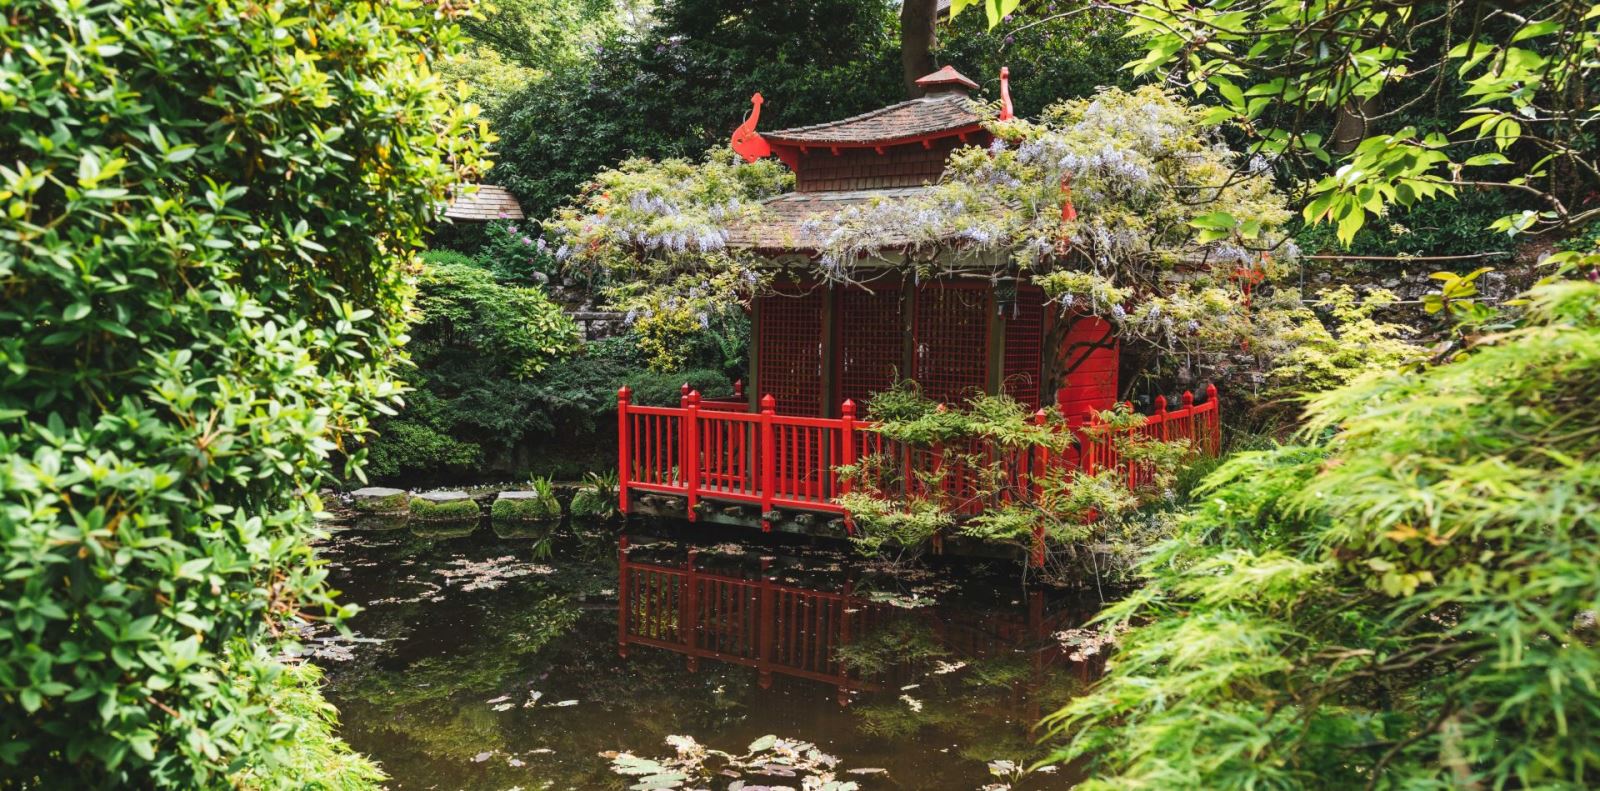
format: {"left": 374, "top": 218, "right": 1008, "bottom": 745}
{"left": 351, "top": 487, "right": 405, "bottom": 498}
{"left": 497, "top": 490, "right": 543, "bottom": 500}
{"left": 351, "top": 486, "right": 409, "bottom": 513}
{"left": 416, "top": 490, "right": 471, "bottom": 503}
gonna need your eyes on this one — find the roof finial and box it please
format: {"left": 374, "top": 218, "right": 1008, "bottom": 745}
{"left": 998, "top": 67, "right": 1014, "bottom": 121}
{"left": 731, "top": 93, "right": 772, "bottom": 162}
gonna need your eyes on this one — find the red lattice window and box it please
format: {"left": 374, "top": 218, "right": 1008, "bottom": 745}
{"left": 837, "top": 283, "right": 905, "bottom": 407}
{"left": 913, "top": 284, "right": 989, "bottom": 404}
{"left": 756, "top": 289, "right": 824, "bottom": 416}
{"left": 1001, "top": 284, "right": 1046, "bottom": 409}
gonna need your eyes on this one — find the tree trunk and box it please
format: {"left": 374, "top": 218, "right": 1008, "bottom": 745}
{"left": 900, "top": 0, "right": 937, "bottom": 98}
{"left": 1331, "top": 97, "right": 1376, "bottom": 155}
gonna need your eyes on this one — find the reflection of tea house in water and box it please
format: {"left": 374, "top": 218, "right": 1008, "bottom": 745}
{"left": 614, "top": 67, "right": 1221, "bottom": 561}
{"left": 616, "top": 538, "right": 1102, "bottom": 710}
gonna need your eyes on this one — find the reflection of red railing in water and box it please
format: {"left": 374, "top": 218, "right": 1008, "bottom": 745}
{"left": 615, "top": 539, "right": 1090, "bottom": 707}
{"left": 617, "top": 384, "right": 1222, "bottom": 561}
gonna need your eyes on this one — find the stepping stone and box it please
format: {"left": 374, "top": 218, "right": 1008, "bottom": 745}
{"left": 409, "top": 490, "right": 479, "bottom": 521}
{"left": 493, "top": 490, "right": 560, "bottom": 523}
{"left": 350, "top": 487, "right": 409, "bottom": 513}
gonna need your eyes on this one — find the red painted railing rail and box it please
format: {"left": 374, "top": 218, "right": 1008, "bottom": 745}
{"left": 618, "top": 385, "right": 1223, "bottom": 554}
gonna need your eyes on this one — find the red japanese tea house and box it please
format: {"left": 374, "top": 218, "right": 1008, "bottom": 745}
{"left": 616, "top": 68, "right": 1220, "bottom": 557}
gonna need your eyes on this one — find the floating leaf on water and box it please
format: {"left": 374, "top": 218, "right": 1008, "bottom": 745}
{"left": 493, "top": 703, "right": 514, "bottom": 712}
{"left": 845, "top": 768, "right": 887, "bottom": 775}
{"left": 472, "top": 751, "right": 494, "bottom": 763}
{"left": 551, "top": 699, "right": 578, "bottom": 707}
{"left": 747, "top": 734, "right": 776, "bottom": 753}
{"left": 486, "top": 694, "right": 511, "bottom": 704}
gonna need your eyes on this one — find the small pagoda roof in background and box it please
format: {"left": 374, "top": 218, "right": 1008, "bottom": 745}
{"left": 444, "top": 184, "right": 523, "bottom": 221}
{"left": 915, "top": 65, "right": 979, "bottom": 92}
{"left": 762, "top": 92, "right": 982, "bottom": 148}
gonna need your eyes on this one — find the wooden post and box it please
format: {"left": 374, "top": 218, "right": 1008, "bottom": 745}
{"left": 617, "top": 535, "right": 631, "bottom": 657}
{"left": 617, "top": 387, "right": 632, "bottom": 515}
{"left": 760, "top": 394, "right": 776, "bottom": 531}
{"left": 839, "top": 399, "right": 856, "bottom": 535}
{"left": 733, "top": 378, "right": 744, "bottom": 400}
{"left": 1155, "top": 395, "right": 1169, "bottom": 442}
{"left": 680, "top": 382, "right": 691, "bottom": 408}
{"left": 820, "top": 284, "right": 837, "bottom": 417}
{"left": 1031, "top": 408, "right": 1048, "bottom": 568}
{"left": 684, "top": 390, "right": 700, "bottom": 522}
{"left": 1205, "top": 384, "right": 1219, "bottom": 454}
{"left": 1081, "top": 406, "right": 1099, "bottom": 476}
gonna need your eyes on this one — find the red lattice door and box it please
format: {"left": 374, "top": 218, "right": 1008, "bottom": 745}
{"left": 836, "top": 282, "right": 905, "bottom": 407}
{"left": 912, "top": 284, "right": 990, "bottom": 404}
{"left": 1001, "top": 284, "right": 1046, "bottom": 409}
{"left": 756, "top": 289, "right": 824, "bottom": 416}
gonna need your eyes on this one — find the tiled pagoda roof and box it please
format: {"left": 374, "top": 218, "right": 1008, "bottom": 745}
{"left": 728, "top": 186, "right": 938, "bottom": 250}
{"left": 762, "top": 92, "right": 983, "bottom": 147}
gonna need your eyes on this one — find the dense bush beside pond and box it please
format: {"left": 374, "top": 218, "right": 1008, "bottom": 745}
{"left": 365, "top": 264, "right": 742, "bottom": 484}
{"left": 0, "top": 0, "right": 483, "bottom": 785}
{"left": 1048, "top": 279, "right": 1600, "bottom": 787}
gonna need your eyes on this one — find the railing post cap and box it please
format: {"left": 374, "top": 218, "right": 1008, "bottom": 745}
{"left": 617, "top": 385, "right": 632, "bottom": 401}
{"left": 1205, "top": 383, "right": 1218, "bottom": 398}
{"left": 1033, "top": 407, "right": 1049, "bottom": 424}
{"left": 1155, "top": 395, "right": 1167, "bottom": 411}
{"left": 760, "top": 394, "right": 776, "bottom": 411}
{"left": 681, "top": 382, "right": 691, "bottom": 394}
{"left": 841, "top": 398, "right": 856, "bottom": 417}
{"left": 688, "top": 390, "right": 701, "bottom": 404}
{"left": 1182, "top": 389, "right": 1195, "bottom": 406}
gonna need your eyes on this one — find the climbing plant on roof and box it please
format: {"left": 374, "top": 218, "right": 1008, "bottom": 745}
{"left": 548, "top": 86, "right": 1409, "bottom": 392}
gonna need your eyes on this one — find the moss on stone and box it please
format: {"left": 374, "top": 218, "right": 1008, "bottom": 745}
{"left": 409, "top": 493, "right": 480, "bottom": 521}
{"left": 492, "top": 491, "right": 560, "bottom": 524}
{"left": 568, "top": 486, "right": 611, "bottom": 519}
{"left": 351, "top": 486, "right": 409, "bottom": 514}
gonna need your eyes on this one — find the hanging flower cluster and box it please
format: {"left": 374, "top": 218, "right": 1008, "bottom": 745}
{"left": 545, "top": 149, "right": 791, "bottom": 368}
{"left": 813, "top": 87, "right": 1298, "bottom": 355}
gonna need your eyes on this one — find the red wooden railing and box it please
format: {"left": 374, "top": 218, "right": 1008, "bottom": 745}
{"left": 617, "top": 383, "right": 1222, "bottom": 559}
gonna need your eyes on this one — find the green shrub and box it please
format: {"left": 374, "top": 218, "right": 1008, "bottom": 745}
{"left": 569, "top": 470, "right": 620, "bottom": 520}
{"left": 0, "top": 0, "right": 484, "bottom": 785}
{"left": 234, "top": 660, "right": 386, "bottom": 790}
{"left": 1047, "top": 280, "right": 1600, "bottom": 788}
{"left": 408, "top": 495, "right": 481, "bottom": 522}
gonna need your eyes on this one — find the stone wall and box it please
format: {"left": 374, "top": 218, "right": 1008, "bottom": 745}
{"left": 569, "top": 310, "right": 626, "bottom": 341}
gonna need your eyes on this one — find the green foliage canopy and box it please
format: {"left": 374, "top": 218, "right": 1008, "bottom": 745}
{"left": 0, "top": 0, "right": 485, "bottom": 784}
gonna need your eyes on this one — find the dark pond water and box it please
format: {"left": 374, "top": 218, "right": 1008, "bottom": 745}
{"left": 311, "top": 517, "right": 1102, "bottom": 790}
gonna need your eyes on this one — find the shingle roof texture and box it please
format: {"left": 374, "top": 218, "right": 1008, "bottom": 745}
{"left": 727, "top": 187, "right": 937, "bottom": 249}
{"left": 763, "top": 93, "right": 982, "bottom": 146}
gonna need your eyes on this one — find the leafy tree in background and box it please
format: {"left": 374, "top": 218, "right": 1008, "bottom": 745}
{"left": 0, "top": 0, "right": 484, "bottom": 785}
{"left": 364, "top": 255, "right": 740, "bottom": 483}
{"left": 489, "top": 0, "right": 902, "bottom": 222}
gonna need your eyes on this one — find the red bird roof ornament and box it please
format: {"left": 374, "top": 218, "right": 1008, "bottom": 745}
{"left": 731, "top": 93, "right": 772, "bottom": 163}
{"left": 998, "top": 67, "right": 1014, "bottom": 121}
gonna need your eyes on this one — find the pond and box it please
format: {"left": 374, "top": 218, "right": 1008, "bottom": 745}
{"left": 309, "top": 517, "right": 1105, "bottom": 790}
